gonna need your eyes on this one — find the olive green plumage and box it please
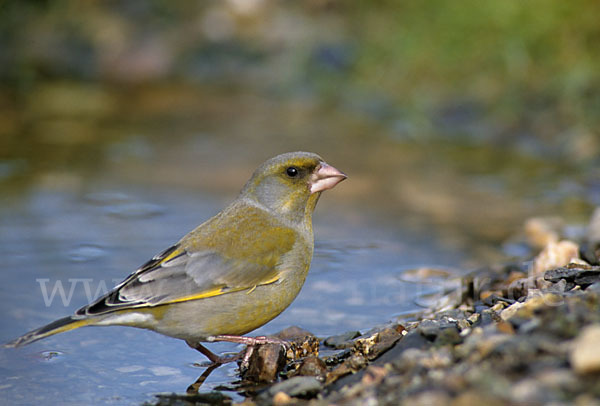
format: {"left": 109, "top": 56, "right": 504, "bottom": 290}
{"left": 6, "top": 152, "right": 346, "bottom": 349}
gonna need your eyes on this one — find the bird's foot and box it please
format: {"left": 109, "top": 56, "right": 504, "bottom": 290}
{"left": 188, "top": 335, "right": 290, "bottom": 369}
{"left": 186, "top": 340, "right": 243, "bottom": 365}
{"left": 208, "top": 334, "right": 291, "bottom": 371}
{"left": 207, "top": 334, "right": 290, "bottom": 349}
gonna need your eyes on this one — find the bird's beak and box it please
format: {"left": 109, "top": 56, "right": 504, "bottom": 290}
{"left": 309, "top": 162, "right": 347, "bottom": 194}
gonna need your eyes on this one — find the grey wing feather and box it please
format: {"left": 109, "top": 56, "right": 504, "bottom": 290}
{"left": 78, "top": 246, "right": 280, "bottom": 316}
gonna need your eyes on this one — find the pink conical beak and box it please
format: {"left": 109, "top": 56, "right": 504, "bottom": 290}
{"left": 309, "top": 162, "right": 347, "bottom": 194}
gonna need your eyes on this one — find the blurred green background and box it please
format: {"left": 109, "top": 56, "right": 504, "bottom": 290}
{"left": 1, "top": 1, "right": 599, "bottom": 403}
{"left": 1, "top": 0, "right": 598, "bottom": 245}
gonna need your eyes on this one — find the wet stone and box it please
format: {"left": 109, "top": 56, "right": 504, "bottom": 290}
{"left": 273, "top": 326, "right": 320, "bottom": 360}
{"left": 323, "top": 330, "right": 361, "bottom": 349}
{"left": 296, "top": 355, "right": 327, "bottom": 380}
{"left": 374, "top": 329, "right": 430, "bottom": 366}
{"left": 579, "top": 241, "right": 600, "bottom": 265}
{"left": 242, "top": 343, "right": 287, "bottom": 383}
{"left": 544, "top": 264, "right": 600, "bottom": 284}
{"left": 273, "top": 326, "right": 315, "bottom": 341}
{"left": 474, "top": 309, "right": 499, "bottom": 328}
{"left": 262, "top": 376, "right": 322, "bottom": 399}
{"left": 322, "top": 348, "right": 353, "bottom": 366}
{"left": 418, "top": 320, "right": 458, "bottom": 341}
{"left": 532, "top": 240, "right": 580, "bottom": 276}
{"left": 325, "top": 353, "right": 368, "bottom": 385}
{"left": 351, "top": 325, "right": 405, "bottom": 361}
{"left": 436, "top": 309, "right": 470, "bottom": 320}
{"left": 434, "top": 326, "right": 462, "bottom": 346}
{"left": 570, "top": 324, "right": 600, "bottom": 374}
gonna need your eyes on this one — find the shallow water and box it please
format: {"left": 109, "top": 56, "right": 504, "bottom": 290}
{"left": 0, "top": 84, "right": 594, "bottom": 405}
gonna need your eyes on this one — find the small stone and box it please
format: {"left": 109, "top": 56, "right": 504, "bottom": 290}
{"left": 325, "top": 354, "right": 367, "bottom": 385}
{"left": 505, "top": 277, "right": 533, "bottom": 301}
{"left": 490, "top": 302, "right": 506, "bottom": 312}
{"left": 296, "top": 355, "right": 327, "bottom": 379}
{"left": 352, "top": 326, "right": 404, "bottom": 361}
{"left": 534, "top": 368, "right": 577, "bottom": 388}
{"left": 532, "top": 240, "right": 580, "bottom": 276}
{"left": 506, "top": 270, "right": 527, "bottom": 285}
{"left": 579, "top": 241, "right": 600, "bottom": 265}
{"left": 496, "top": 321, "right": 515, "bottom": 335}
{"left": 360, "top": 365, "right": 388, "bottom": 386}
{"left": 459, "top": 333, "right": 510, "bottom": 361}
{"left": 510, "top": 378, "right": 545, "bottom": 403}
{"left": 457, "top": 319, "right": 471, "bottom": 331}
{"left": 272, "top": 327, "right": 319, "bottom": 360}
{"left": 570, "top": 324, "right": 600, "bottom": 374}
{"left": 367, "top": 326, "right": 405, "bottom": 359}
{"left": 434, "top": 326, "right": 462, "bottom": 346}
{"left": 418, "top": 320, "right": 458, "bottom": 341}
{"left": 420, "top": 348, "right": 453, "bottom": 369}
{"left": 274, "top": 326, "right": 315, "bottom": 341}
{"left": 480, "top": 309, "right": 501, "bottom": 326}
{"left": 544, "top": 264, "right": 599, "bottom": 283}
{"left": 272, "top": 391, "right": 292, "bottom": 405}
{"left": 242, "top": 343, "right": 286, "bottom": 382}
{"left": 501, "top": 293, "right": 561, "bottom": 321}
{"left": 452, "top": 390, "right": 505, "bottom": 406}
{"left": 324, "top": 331, "right": 361, "bottom": 349}
{"left": 547, "top": 278, "right": 568, "bottom": 293}
{"left": 266, "top": 376, "right": 322, "bottom": 398}
{"left": 480, "top": 290, "right": 495, "bottom": 300}
{"left": 408, "top": 390, "right": 450, "bottom": 406}
{"left": 575, "top": 272, "right": 600, "bottom": 286}
{"left": 467, "top": 313, "right": 480, "bottom": 324}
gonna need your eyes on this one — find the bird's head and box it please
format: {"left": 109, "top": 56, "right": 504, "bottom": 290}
{"left": 241, "top": 152, "right": 346, "bottom": 225}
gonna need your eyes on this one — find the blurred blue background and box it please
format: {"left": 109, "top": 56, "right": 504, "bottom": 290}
{"left": 1, "top": 1, "right": 598, "bottom": 404}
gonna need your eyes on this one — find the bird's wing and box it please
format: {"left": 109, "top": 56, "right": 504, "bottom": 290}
{"left": 77, "top": 206, "right": 298, "bottom": 316}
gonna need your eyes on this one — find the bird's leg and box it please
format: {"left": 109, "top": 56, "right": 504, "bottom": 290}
{"left": 186, "top": 340, "right": 243, "bottom": 365}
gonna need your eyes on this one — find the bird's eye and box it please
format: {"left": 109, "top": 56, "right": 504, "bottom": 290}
{"left": 286, "top": 167, "right": 299, "bottom": 177}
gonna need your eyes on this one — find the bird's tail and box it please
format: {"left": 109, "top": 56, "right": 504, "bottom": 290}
{"left": 4, "top": 316, "right": 91, "bottom": 348}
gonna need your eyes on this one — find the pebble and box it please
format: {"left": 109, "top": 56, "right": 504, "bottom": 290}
{"left": 544, "top": 264, "right": 600, "bottom": 284}
{"left": 495, "top": 321, "right": 515, "bottom": 335}
{"left": 570, "top": 324, "right": 600, "bottom": 374}
{"left": 324, "top": 330, "right": 361, "bottom": 349}
{"left": 532, "top": 240, "right": 580, "bottom": 276}
{"left": 325, "top": 353, "right": 367, "bottom": 385}
{"left": 264, "top": 376, "right": 322, "bottom": 398}
{"left": 500, "top": 301, "right": 524, "bottom": 321}
{"left": 242, "top": 343, "right": 286, "bottom": 382}
{"left": 296, "top": 355, "right": 327, "bottom": 380}
{"left": 272, "top": 391, "right": 292, "bottom": 405}
{"left": 408, "top": 390, "right": 451, "bottom": 406}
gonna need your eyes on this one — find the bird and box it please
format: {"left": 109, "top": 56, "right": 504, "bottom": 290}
{"left": 5, "top": 151, "right": 347, "bottom": 364}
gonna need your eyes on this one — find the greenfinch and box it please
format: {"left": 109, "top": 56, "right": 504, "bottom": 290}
{"left": 6, "top": 151, "right": 346, "bottom": 363}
